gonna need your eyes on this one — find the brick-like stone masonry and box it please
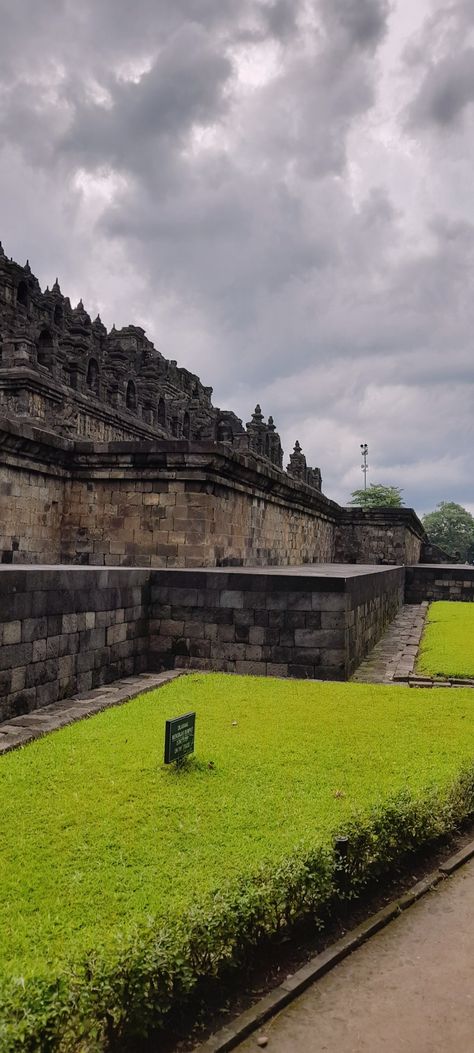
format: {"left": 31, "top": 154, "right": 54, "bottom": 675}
{"left": 0, "top": 565, "right": 405, "bottom": 721}
{"left": 405, "top": 565, "right": 474, "bottom": 604}
{"left": 0, "top": 416, "right": 426, "bottom": 569}
{"left": 0, "top": 568, "right": 152, "bottom": 723}
{"left": 335, "top": 508, "right": 425, "bottom": 567}
{"left": 2, "top": 565, "right": 473, "bottom": 727}
{"left": 150, "top": 566, "right": 405, "bottom": 681}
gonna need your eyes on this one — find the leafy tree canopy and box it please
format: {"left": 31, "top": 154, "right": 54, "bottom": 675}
{"left": 349, "top": 483, "right": 404, "bottom": 508}
{"left": 422, "top": 502, "right": 474, "bottom": 561}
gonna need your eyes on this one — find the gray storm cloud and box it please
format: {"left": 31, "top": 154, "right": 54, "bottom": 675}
{"left": 0, "top": 0, "right": 473, "bottom": 513}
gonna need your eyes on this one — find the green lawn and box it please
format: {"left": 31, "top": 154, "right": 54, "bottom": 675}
{"left": 417, "top": 601, "right": 474, "bottom": 678}
{"left": 2, "top": 672, "right": 474, "bottom": 1049}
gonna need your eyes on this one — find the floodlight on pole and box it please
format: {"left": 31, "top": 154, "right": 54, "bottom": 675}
{"left": 360, "top": 443, "right": 369, "bottom": 491}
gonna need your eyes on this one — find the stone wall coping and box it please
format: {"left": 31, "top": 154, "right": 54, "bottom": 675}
{"left": 0, "top": 562, "right": 400, "bottom": 577}
{"left": 151, "top": 564, "right": 404, "bottom": 594}
{"left": 71, "top": 442, "right": 341, "bottom": 517}
{"left": 339, "top": 506, "right": 426, "bottom": 539}
{"left": 411, "top": 563, "right": 474, "bottom": 570}
{"left": 0, "top": 563, "right": 404, "bottom": 597}
{"left": 0, "top": 566, "right": 152, "bottom": 591}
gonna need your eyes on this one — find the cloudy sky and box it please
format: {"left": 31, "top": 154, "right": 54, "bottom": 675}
{"left": 1, "top": 0, "right": 473, "bottom": 513}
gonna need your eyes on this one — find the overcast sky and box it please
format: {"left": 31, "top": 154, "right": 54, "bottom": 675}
{"left": 1, "top": 0, "right": 473, "bottom": 513}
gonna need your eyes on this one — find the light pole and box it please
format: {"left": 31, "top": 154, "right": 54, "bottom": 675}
{"left": 360, "top": 443, "right": 369, "bottom": 491}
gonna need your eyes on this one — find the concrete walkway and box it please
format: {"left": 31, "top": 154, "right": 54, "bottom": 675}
{"left": 351, "top": 604, "right": 427, "bottom": 684}
{"left": 236, "top": 858, "right": 474, "bottom": 1053}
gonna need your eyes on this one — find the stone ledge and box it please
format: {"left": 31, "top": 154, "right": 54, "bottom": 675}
{"left": 392, "top": 675, "right": 474, "bottom": 689}
{"left": 0, "top": 670, "right": 183, "bottom": 754}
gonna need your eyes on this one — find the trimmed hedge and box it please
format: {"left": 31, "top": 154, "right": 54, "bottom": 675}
{"left": 3, "top": 767, "right": 474, "bottom": 1052}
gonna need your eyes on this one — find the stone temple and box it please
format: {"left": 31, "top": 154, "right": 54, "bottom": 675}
{"left": 0, "top": 240, "right": 322, "bottom": 481}
{"left": 0, "top": 242, "right": 424, "bottom": 568}
{"left": 0, "top": 241, "right": 466, "bottom": 723}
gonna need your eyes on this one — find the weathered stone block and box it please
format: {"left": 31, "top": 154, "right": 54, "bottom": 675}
{"left": 22, "top": 616, "right": 48, "bottom": 643}
{"left": 26, "top": 659, "right": 58, "bottom": 688}
{"left": 188, "top": 640, "right": 211, "bottom": 659}
{"left": 159, "top": 619, "right": 185, "bottom": 637}
{"left": 266, "top": 663, "right": 288, "bottom": 678}
{"left": 217, "top": 625, "right": 236, "bottom": 643}
{"left": 32, "top": 639, "right": 47, "bottom": 663}
{"left": 62, "top": 613, "right": 78, "bottom": 634}
{"left": 0, "top": 669, "right": 12, "bottom": 696}
{"left": 76, "top": 651, "right": 96, "bottom": 673}
{"left": 80, "top": 628, "right": 106, "bottom": 650}
{"left": 235, "top": 661, "right": 265, "bottom": 675}
{"left": 0, "top": 643, "right": 33, "bottom": 671}
{"left": 106, "top": 623, "right": 128, "bottom": 645}
{"left": 58, "top": 654, "right": 75, "bottom": 679}
{"left": 3, "top": 621, "right": 21, "bottom": 645}
{"left": 233, "top": 609, "right": 254, "bottom": 627}
{"left": 286, "top": 592, "right": 313, "bottom": 611}
{"left": 311, "top": 593, "right": 346, "bottom": 612}
{"left": 10, "top": 666, "right": 26, "bottom": 693}
{"left": 219, "top": 590, "right": 244, "bottom": 609}
{"left": 321, "top": 611, "right": 346, "bottom": 629}
{"left": 288, "top": 664, "right": 315, "bottom": 679}
{"left": 36, "top": 681, "right": 61, "bottom": 707}
{"left": 265, "top": 593, "right": 289, "bottom": 611}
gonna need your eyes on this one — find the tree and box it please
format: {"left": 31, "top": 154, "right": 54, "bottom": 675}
{"left": 422, "top": 502, "right": 474, "bottom": 561}
{"left": 349, "top": 483, "right": 404, "bottom": 508}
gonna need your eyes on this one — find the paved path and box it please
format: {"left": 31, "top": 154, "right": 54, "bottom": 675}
{"left": 351, "top": 604, "right": 427, "bottom": 684}
{"left": 236, "top": 858, "right": 474, "bottom": 1053}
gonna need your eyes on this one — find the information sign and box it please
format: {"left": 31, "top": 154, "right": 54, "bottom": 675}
{"left": 164, "top": 712, "right": 196, "bottom": 764}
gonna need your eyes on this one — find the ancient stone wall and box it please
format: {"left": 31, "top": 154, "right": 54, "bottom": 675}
{"left": 150, "top": 566, "right": 405, "bottom": 680}
{"left": 405, "top": 565, "right": 474, "bottom": 604}
{"left": 0, "top": 566, "right": 405, "bottom": 721}
{"left": 61, "top": 442, "right": 338, "bottom": 567}
{"left": 347, "top": 568, "right": 405, "bottom": 669}
{"left": 420, "top": 541, "right": 454, "bottom": 563}
{"left": 0, "top": 568, "right": 150, "bottom": 723}
{"left": 334, "top": 509, "right": 424, "bottom": 566}
{"left": 0, "top": 419, "right": 69, "bottom": 564}
{"left": 0, "top": 418, "right": 427, "bottom": 569}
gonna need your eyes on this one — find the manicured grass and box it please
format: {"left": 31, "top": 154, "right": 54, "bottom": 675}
{"left": 417, "top": 601, "right": 474, "bottom": 678}
{"left": 2, "top": 672, "right": 474, "bottom": 1049}
{"left": 3, "top": 672, "right": 474, "bottom": 973}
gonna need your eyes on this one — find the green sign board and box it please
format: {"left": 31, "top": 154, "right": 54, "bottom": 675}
{"left": 164, "top": 712, "right": 196, "bottom": 764}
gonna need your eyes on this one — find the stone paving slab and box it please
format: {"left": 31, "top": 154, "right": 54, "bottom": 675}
{"left": 0, "top": 670, "right": 183, "bottom": 754}
{"left": 351, "top": 604, "right": 428, "bottom": 685}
